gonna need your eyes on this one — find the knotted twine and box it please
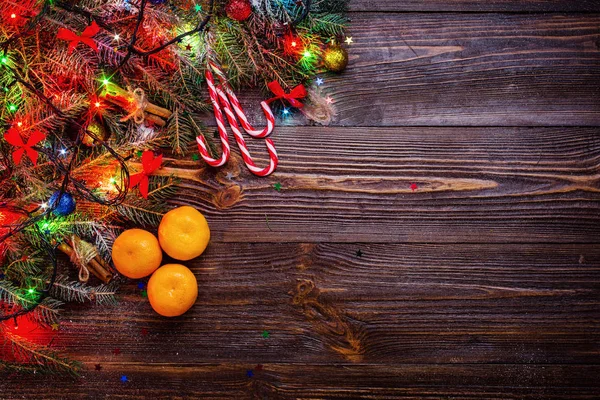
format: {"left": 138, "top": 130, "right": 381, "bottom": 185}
{"left": 121, "top": 87, "right": 148, "bottom": 125}
{"left": 69, "top": 235, "right": 98, "bottom": 283}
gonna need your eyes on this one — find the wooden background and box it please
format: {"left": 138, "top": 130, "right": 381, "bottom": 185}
{"left": 2, "top": 0, "right": 600, "bottom": 398}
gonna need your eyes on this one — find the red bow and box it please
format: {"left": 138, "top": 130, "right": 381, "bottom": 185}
{"left": 57, "top": 21, "right": 100, "bottom": 54}
{"left": 4, "top": 128, "right": 46, "bottom": 166}
{"left": 267, "top": 81, "right": 306, "bottom": 108}
{"left": 129, "top": 150, "right": 162, "bottom": 199}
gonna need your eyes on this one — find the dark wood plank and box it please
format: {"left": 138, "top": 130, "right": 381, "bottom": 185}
{"left": 9, "top": 243, "right": 598, "bottom": 367}
{"left": 1, "top": 363, "right": 599, "bottom": 399}
{"left": 159, "top": 126, "right": 600, "bottom": 243}
{"left": 244, "top": 13, "right": 600, "bottom": 127}
{"left": 350, "top": 0, "right": 600, "bottom": 12}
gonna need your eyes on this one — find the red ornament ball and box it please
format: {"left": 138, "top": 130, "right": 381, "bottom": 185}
{"left": 225, "top": 0, "right": 252, "bottom": 21}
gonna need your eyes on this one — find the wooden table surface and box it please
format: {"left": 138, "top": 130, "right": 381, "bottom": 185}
{"left": 3, "top": 1, "right": 600, "bottom": 398}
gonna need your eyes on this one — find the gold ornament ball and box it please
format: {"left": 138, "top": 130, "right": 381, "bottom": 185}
{"left": 323, "top": 44, "right": 348, "bottom": 73}
{"left": 83, "top": 120, "right": 109, "bottom": 147}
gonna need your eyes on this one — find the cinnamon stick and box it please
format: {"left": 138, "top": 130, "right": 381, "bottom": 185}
{"left": 57, "top": 242, "right": 113, "bottom": 284}
{"left": 145, "top": 102, "right": 172, "bottom": 119}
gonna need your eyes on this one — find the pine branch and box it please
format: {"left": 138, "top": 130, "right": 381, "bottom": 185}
{"left": 2, "top": 328, "right": 81, "bottom": 376}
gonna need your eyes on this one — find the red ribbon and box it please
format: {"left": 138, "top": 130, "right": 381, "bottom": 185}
{"left": 129, "top": 151, "right": 162, "bottom": 199}
{"left": 267, "top": 81, "right": 306, "bottom": 108}
{"left": 4, "top": 128, "right": 46, "bottom": 166}
{"left": 57, "top": 21, "right": 100, "bottom": 54}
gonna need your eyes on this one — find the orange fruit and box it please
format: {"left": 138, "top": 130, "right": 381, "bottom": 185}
{"left": 112, "top": 229, "right": 162, "bottom": 279}
{"left": 147, "top": 264, "right": 198, "bottom": 317}
{"left": 158, "top": 206, "right": 210, "bottom": 261}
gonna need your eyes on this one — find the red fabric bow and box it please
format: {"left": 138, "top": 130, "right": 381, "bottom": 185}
{"left": 57, "top": 21, "right": 100, "bottom": 54}
{"left": 129, "top": 151, "right": 162, "bottom": 199}
{"left": 4, "top": 128, "right": 46, "bottom": 166}
{"left": 267, "top": 81, "right": 306, "bottom": 108}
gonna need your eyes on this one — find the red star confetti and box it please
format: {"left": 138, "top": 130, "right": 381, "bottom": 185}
{"left": 410, "top": 183, "right": 418, "bottom": 192}
{"left": 113, "top": 348, "right": 121, "bottom": 355}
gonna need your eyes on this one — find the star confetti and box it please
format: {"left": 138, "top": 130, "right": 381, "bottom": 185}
{"left": 262, "top": 330, "right": 270, "bottom": 338}
{"left": 50, "top": 323, "right": 59, "bottom": 331}
{"left": 410, "top": 183, "right": 418, "bottom": 192}
{"left": 191, "top": 153, "right": 199, "bottom": 161}
{"left": 246, "top": 370, "right": 254, "bottom": 378}
{"left": 356, "top": 249, "right": 363, "bottom": 257}
{"left": 345, "top": 36, "right": 353, "bottom": 45}
{"left": 94, "top": 364, "right": 102, "bottom": 371}
{"left": 315, "top": 77, "right": 324, "bottom": 86}
{"left": 141, "top": 290, "right": 148, "bottom": 298}
{"left": 140, "top": 328, "right": 149, "bottom": 336}
{"left": 194, "top": 4, "right": 202, "bottom": 12}
{"left": 137, "top": 281, "right": 146, "bottom": 290}
{"left": 120, "top": 375, "right": 128, "bottom": 383}
{"left": 113, "top": 348, "right": 121, "bottom": 355}
{"left": 255, "top": 364, "right": 263, "bottom": 371}
{"left": 273, "top": 182, "right": 282, "bottom": 192}
{"left": 225, "top": 172, "right": 235, "bottom": 180}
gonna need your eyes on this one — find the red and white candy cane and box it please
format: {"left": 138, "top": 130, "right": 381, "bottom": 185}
{"left": 196, "top": 64, "right": 278, "bottom": 176}
{"left": 208, "top": 61, "right": 275, "bottom": 138}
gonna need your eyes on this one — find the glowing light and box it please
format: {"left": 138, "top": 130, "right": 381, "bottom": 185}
{"left": 17, "top": 121, "right": 22, "bottom": 127}
{"left": 303, "top": 51, "right": 312, "bottom": 58}
{"left": 282, "top": 108, "right": 290, "bottom": 115}
{"left": 109, "top": 177, "right": 117, "bottom": 185}
{"left": 27, "top": 288, "right": 35, "bottom": 295}
{"left": 1, "top": 57, "right": 8, "bottom": 64}
{"left": 59, "top": 149, "right": 67, "bottom": 156}
{"left": 291, "top": 41, "right": 297, "bottom": 47}
{"left": 10, "top": 13, "right": 16, "bottom": 19}
{"left": 7, "top": 104, "right": 17, "bottom": 112}
{"left": 40, "top": 202, "right": 48, "bottom": 209}
{"left": 95, "top": 101, "right": 101, "bottom": 108}
{"left": 102, "top": 78, "right": 110, "bottom": 86}
{"left": 114, "top": 34, "right": 120, "bottom": 41}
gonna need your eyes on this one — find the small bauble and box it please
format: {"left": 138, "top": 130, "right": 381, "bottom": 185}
{"left": 323, "top": 44, "right": 349, "bottom": 73}
{"left": 225, "top": 0, "right": 252, "bottom": 21}
{"left": 82, "top": 120, "right": 109, "bottom": 147}
{"left": 48, "top": 191, "right": 76, "bottom": 216}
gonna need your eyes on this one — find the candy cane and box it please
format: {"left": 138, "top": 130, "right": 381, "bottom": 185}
{"left": 208, "top": 61, "right": 275, "bottom": 138}
{"left": 196, "top": 66, "right": 278, "bottom": 176}
{"left": 196, "top": 69, "right": 230, "bottom": 167}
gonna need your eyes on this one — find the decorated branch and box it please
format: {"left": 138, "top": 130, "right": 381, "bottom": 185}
{"left": 0, "top": 0, "right": 350, "bottom": 375}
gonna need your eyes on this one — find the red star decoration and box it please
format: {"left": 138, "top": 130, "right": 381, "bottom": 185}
{"left": 410, "top": 183, "right": 418, "bottom": 192}
{"left": 113, "top": 348, "right": 121, "bottom": 355}
{"left": 140, "top": 328, "right": 149, "bottom": 336}
{"left": 185, "top": 44, "right": 192, "bottom": 51}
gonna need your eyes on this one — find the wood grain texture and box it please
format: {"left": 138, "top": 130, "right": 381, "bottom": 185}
{"left": 350, "top": 0, "right": 600, "bottom": 12}
{"left": 238, "top": 13, "right": 600, "bottom": 127}
{"left": 1, "top": 364, "right": 599, "bottom": 399}
{"left": 1, "top": 243, "right": 598, "bottom": 397}
{"left": 156, "top": 126, "right": 600, "bottom": 243}
{"left": 3, "top": 4, "right": 600, "bottom": 398}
